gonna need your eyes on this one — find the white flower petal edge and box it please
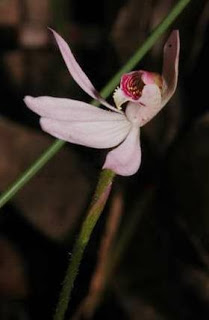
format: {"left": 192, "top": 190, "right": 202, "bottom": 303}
{"left": 40, "top": 116, "right": 131, "bottom": 149}
{"left": 103, "top": 126, "right": 141, "bottom": 176}
{"left": 24, "top": 96, "right": 126, "bottom": 122}
{"left": 50, "top": 28, "right": 121, "bottom": 114}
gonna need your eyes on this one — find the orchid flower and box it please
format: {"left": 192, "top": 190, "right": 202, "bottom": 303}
{"left": 24, "top": 29, "right": 179, "bottom": 176}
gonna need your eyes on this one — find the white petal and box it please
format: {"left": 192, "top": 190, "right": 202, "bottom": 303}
{"left": 24, "top": 96, "right": 126, "bottom": 122}
{"left": 40, "top": 117, "right": 131, "bottom": 149}
{"left": 50, "top": 28, "right": 121, "bottom": 113}
{"left": 103, "top": 126, "right": 141, "bottom": 176}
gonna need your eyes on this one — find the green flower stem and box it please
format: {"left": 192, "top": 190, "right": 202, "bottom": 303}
{"left": 0, "top": 0, "right": 191, "bottom": 209}
{"left": 53, "top": 169, "right": 115, "bottom": 320}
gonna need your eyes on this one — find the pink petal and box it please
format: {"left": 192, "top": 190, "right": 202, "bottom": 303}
{"left": 162, "top": 30, "right": 180, "bottom": 106}
{"left": 103, "top": 126, "right": 141, "bottom": 176}
{"left": 40, "top": 117, "right": 131, "bottom": 149}
{"left": 49, "top": 28, "right": 120, "bottom": 113}
{"left": 125, "top": 84, "right": 162, "bottom": 127}
{"left": 24, "top": 96, "right": 126, "bottom": 122}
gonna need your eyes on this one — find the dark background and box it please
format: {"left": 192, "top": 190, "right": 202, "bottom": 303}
{"left": 0, "top": 0, "right": 209, "bottom": 319}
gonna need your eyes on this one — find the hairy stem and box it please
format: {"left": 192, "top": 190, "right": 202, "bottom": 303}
{"left": 53, "top": 169, "right": 115, "bottom": 320}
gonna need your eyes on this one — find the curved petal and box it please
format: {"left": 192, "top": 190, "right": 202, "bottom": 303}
{"left": 125, "top": 84, "right": 162, "bottom": 127}
{"left": 49, "top": 28, "right": 121, "bottom": 113}
{"left": 103, "top": 126, "right": 141, "bottom": 176}
{"left": 162, "top": 30, "right": 180, "bottom": 107}
{"left": 40, "top": 117, "right": 131, "bottom": 149}
{"left": 24, "top": 96, "right": 126, "bottom": 122}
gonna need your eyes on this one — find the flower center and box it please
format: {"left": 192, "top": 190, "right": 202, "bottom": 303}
{"left": 121, "top": 72, "right": 144, "bottom": 100}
